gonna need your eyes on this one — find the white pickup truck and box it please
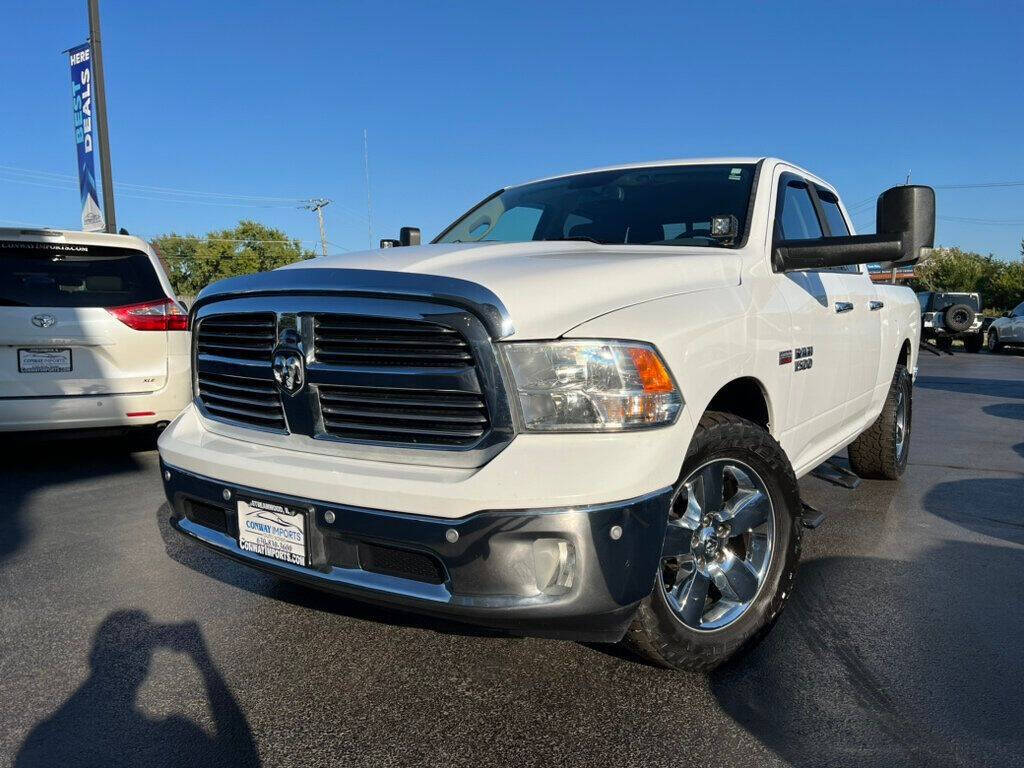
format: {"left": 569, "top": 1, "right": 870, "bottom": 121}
{"left": 158, "top": 158, "right": 931, "bottom": 670}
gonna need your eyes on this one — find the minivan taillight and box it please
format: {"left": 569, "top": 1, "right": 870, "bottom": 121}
{"left": 107, "top": 298, "right": 189, "bottom": 331}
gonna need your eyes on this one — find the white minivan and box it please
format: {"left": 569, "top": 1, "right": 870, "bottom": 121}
{"left": 0, "top": 228, "right": 191, "bottom": 434}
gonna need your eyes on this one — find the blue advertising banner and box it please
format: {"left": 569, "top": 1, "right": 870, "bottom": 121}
{"left": 68, "top": 43, "right": 104, "bottom": 231}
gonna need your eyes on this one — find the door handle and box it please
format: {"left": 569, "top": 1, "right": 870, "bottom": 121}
{"left": 835, "top": 302, "right": 854, "bottom": 313}
{"left": 869, "top": 300, "right": 885, "bottom": 311}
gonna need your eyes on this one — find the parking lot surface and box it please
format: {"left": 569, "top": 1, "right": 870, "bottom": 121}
{"left": 1, "top": 351, "right": 1022, "bottom": 768}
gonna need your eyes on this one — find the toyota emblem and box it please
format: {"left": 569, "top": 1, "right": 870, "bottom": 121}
{"left": 32, "top": 314, "right": 57, "bottom": 328}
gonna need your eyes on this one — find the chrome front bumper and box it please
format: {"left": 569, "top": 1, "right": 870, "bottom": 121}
{"left": 161, "top": 462, "right": 672, "bottom": 642}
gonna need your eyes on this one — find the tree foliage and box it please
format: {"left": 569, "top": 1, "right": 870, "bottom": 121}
{"left": 913, "top": 247, "right": 1024, "bottom": 312}
{"left": 153, "top": 220, "right": 315, "bottom": 297}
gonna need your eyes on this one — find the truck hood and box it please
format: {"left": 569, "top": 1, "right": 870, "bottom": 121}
{"left": 286, "top": 241, "right": 740, "bottom": 338}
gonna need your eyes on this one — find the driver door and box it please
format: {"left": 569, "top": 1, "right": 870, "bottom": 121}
{"left": 771, "top": 174, "right": 856, "bottom": 471}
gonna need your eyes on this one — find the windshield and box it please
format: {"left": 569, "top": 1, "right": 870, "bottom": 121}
{"left": 0, "top": 240, "right": 164, "bottom": 308}
{"left": 436, "top": 163, "right": 756, "bottom": 248}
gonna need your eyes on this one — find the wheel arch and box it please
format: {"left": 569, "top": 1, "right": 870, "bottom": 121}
{"left": 702, "top": 376, "right": 773, "bottom": 433}
{"left": 898, "top": 338, "right": 912, "bottom": 368}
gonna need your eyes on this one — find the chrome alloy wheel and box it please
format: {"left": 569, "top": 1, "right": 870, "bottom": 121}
{"left": 894, "top": 387, "right": 908, "bottom": 460}
{"left": 659, "top": 459, "right": 775, "bottom": 632}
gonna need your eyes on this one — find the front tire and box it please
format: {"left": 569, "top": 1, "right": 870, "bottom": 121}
{"left": 847, "top": 364, "right": 912, "bottom": 480}
{"left": 624, "top": 412, "right": 801, "bottom": 672}
{"left": 988, "top": 330, "right": 1003, "bottom": 353}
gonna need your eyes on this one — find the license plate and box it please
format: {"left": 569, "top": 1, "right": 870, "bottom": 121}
{"left": 237, "top": 498, "right": 308, "bottom": 566}
{"left": 18, "top": 347, "right": 72, "bottom": 373}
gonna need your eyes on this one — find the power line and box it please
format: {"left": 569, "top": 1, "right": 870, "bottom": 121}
{"left": 939, "top": 215, "right": 1024, "bottom": 226}
{"left": 0, "top": 165, "right": 307, "bottom": 204}
{"left": 935, "top": 181, "right": 1024, "bottom": 190}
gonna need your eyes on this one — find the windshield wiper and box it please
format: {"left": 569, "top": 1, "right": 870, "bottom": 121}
{"left": 542, "top": 236, "right": 609, "bottom": 245}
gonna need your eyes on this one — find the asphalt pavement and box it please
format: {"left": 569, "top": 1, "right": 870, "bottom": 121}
{"left": 1, "top": 350, "right": 1022, "bottom": 768}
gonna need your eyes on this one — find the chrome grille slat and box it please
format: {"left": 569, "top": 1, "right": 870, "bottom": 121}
{"left": 320, "top": 419, "right": 486, "bottom": 441}
{"left": 199, "top": 388, "right": 279, "bottom": 409}
{"left": 204, "top": 401, "right": 285, "bottom": 425}
{"left": 319, "top": 405, "right": 489, "bottom": 425}
{"left": 318, "top": 389, "right": 485, "bottom": 409}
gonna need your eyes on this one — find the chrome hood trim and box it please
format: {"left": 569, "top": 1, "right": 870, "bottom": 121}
{"left": 193, "top": 268, "right": 515, "bottom": 339}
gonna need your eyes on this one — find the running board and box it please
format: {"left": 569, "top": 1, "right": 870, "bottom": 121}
{"left": 920, "top": 340, "right": 952, "bottom": 356}
{"left": 810, "top": 460, "right": 862, "bottom": 490}
{"left": 801, "top": 501, "right": 826, "bottom": 529}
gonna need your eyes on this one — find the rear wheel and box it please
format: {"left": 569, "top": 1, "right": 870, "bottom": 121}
{"left": 988, "top": 330, "right": 1004, "bottom": 353}
{"left": 964, "top": 333, "right": 983, "bottom": 353}
{"left": 848, "top": 365, "right": 912, "bottom": 480}
{"left": 624, "top": 412, "right": 801, "bottom": 672}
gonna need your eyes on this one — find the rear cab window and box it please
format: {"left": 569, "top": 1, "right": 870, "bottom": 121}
{"left": 816, "top": 191, "right": 850, "bottom": 236}
{"left": 0, "top": 240, "right": 164, "bottom": 308}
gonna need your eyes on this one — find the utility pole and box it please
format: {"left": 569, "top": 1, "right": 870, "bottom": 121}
{"left": 87, "top": 0, "right": 116, "bottom": 233}
{"left": 302, "top": 198, "right": 332, "bottom": 256}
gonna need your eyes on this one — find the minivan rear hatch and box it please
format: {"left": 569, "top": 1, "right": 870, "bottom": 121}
{"left": 0, "top": 239, "right": 172, "bottom": 398}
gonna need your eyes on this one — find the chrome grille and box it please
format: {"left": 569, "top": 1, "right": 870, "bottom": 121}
{"left": 196, "top": 371, "right": 286, "bottom": 430}
{"left": 196, "top": 313, "right": 276, "bottom": 360}
{"left": 313, "top": 314, "right": 473, "bottom": 367}
{"left": 191, "top": 296, "right": 512, "bottom": 464}
{"left": 318, "top": 385, "right": 488, "bottom": 446}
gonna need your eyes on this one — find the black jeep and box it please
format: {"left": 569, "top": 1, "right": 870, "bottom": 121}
{"left": 917, "top": 291, "right": 985, "bottom": 352}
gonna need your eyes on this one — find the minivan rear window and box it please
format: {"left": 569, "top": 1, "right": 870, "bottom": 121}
{"left": 0, "top": 240, "right": 165, "bottom": 308}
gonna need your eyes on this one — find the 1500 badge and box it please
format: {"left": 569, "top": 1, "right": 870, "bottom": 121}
{"left": 780, "top": 346, "right": 814, "bottom": 371}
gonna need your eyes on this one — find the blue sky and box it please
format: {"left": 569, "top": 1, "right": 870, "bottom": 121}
{"left": 3, "top": 1, "right": 1022, "bottom": 258}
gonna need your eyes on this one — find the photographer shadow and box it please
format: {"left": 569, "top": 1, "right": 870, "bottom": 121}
{"left": 15, "top": 610, "right": 259, "bottom": 768}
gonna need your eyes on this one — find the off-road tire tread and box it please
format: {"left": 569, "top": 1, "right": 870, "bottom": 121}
{"left": 623, "top": 412, "right": 802, "bottom": 672}
{"left": 964, "top": 334, "right": 983, "bottom": 353}
{"left": 847, "top": 364, "right": 911, "bottom": 480}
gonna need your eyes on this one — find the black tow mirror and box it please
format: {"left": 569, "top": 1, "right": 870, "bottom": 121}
{"left": 774, "top": 184, "right": 935, "bottom": 272}
{"left": 876, "top": 185, "right": 935, "bottom": 264}
{"left": 399, "top": 227, "right": 421, "bottom": 247}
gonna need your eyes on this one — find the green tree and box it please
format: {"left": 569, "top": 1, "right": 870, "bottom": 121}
{"left": 153, "top": 220, "right": 315, "bottom": 297}
{"left": 913, "top": 247, "right": 998, "bottom": 293}
{"left": 986, "top": 261, "right": 1024, "bottom": 311}
{"left": 913, "top": 246, "right": 1024, "bottom": 312}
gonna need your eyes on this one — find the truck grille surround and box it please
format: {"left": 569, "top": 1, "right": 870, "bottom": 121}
{"left": 192, "top": 295, "right": 513, "bottom": 466}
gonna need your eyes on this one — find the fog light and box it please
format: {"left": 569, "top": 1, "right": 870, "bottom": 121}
{"left": 533, "top": 539, "right": 575, "bottom": 595}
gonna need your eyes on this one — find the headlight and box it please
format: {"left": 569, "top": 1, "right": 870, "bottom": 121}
{"left": 502, "top": 340, "right": 682, "bottom": 432}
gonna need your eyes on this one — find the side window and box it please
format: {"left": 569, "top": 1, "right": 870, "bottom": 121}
{"left": 778, "top": 182, "right": 823, "bottom": 241}
{"left": 818, "top": 193, "right": 850, "bottom": 236}
{"left": 817, "top": 190, "right": 861, "bottom": 273}
{"left": 1014, "top": 302, "right": 1024, "bottom": 317}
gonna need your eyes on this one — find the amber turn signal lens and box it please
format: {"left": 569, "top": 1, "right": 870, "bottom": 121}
{"left": 627, "top": 346, "right": 675, "bottom": 393}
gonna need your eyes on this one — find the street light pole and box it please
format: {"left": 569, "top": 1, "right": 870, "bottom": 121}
{"left": 87, "top": 0, "right": 116, "bottom": 233}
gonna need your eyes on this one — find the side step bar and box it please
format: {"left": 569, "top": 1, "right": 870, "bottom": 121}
{"left": 800, "top": 501, "right": 826, "bottom": 530}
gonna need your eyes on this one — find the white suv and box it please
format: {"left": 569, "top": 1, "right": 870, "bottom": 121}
{"left": 0, "top": 228, "right": 191, "bottom": 434}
